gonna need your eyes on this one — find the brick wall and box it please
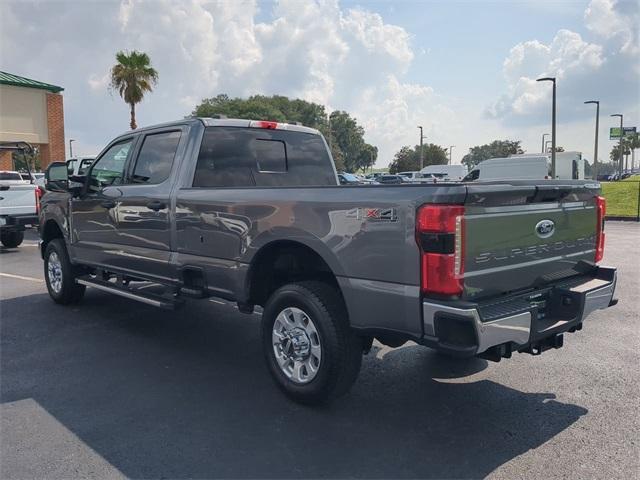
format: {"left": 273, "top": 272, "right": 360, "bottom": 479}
{"left": 0, "top": 150, "right": 13, "bottom": 170}
{"left": 43, "top": 93, "right": 65, "bottom": 169}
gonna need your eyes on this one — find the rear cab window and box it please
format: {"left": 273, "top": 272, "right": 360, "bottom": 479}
{"left": 193, "top": 127, "right": 335, "bottom": 187}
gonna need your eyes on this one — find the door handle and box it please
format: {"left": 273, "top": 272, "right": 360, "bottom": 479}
{"left": 146, "top": 200, "right": 167, "bottom": 212}
{"left": 100, "top": 199, "right": 116, "bottom": 209}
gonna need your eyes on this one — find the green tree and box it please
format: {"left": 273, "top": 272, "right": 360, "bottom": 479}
{"left": 12, "top": 148, "right": 40, "bottom": 172}
{"left": 110, "top": 50, "right": 159, "bottom": 130}
{"left": 461, "top": 140, "right": 524, "bottom": 169}
{"left": 328, "top": 111, "right": 367, "bottom": 172}
{"left": 388, "top": 144, "right": 447, "bottom": 173}
{"left": 610, "top": 134, "right": 640, "bottom": 169}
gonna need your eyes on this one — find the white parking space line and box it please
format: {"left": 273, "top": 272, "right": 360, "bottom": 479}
{"left": 209, "top": 299, "right": 227, "bottom": 305}
{"left": 0, "top": 272, "right": 44, "bottom": 283}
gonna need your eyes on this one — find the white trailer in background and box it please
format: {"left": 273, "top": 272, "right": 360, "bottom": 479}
{"left": 463, "top": 152, "right": 585, "bottom": 182}
{"left": 509, "top": 152, "right": 585, "bottom": 180}
{"left": 419, "top": 164, "right": 467, "bottom": 182}
{"left": 463, "top": 157, "right": 548, "bottom": 181}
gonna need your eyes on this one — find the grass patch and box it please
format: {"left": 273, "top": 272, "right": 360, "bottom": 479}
{"left": 601, "top": 181, "right": 640, "bottom": 217}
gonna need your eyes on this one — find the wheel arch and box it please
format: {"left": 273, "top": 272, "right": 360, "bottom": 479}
{"left": 243, "top": 239, "right": 344, "bottom": 309}
{"left": 40, "top": 219, "right": 65, "bottom": 258}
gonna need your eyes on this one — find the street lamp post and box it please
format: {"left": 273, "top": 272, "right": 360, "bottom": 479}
{"left": 584, "top": 101, "right": 599, "bottom": 179}
{"left": 611, "top": 114, "right": 623, "bottom": 178}
{"left": 541, "top": 133, "right": 549, "bottom": 154}
{"left": 449, "top": 145, "right": 455, "bottom": 165}
{"left": 417, "top": 126, "right": 424, "bottom": 169}
{"left": 537, "top": 77, "right": 556, "bottom": 178}
{"left": 69, "top": 139, "right": 75, "bottom": 158}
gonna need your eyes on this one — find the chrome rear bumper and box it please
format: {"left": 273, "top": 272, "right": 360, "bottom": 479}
{"left": 422, "top": 266, "right": 617, "bottom": 357}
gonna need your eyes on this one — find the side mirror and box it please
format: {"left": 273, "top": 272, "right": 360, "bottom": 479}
{"left": 45, "top": 162, "right": 69, "bottom": 192}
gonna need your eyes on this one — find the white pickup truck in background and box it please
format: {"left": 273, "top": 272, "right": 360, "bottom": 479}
{"left": 0, "top": 170, "right": 40, "bottom": 247}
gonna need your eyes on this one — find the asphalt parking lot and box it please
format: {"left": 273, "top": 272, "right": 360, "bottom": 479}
{"left": 1, "top": 223, "right": 639, "bottom": 479}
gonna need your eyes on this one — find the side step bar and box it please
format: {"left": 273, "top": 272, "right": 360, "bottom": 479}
{"left": 76, "top": 277, "right": 183, "bottom": 310}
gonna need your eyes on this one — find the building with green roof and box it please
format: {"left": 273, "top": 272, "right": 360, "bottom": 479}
{"left": 0, "top": 71, "right": 66, "bottom": 170}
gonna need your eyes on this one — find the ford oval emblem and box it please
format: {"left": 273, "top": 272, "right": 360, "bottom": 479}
{"left": 535, "top": 219, "right": 555, "bottom": 238}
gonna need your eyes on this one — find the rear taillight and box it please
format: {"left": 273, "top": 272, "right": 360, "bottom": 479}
{"left": 595, "top": 195, "right": 605, "bottom": 263}
{"left": 35, "top": 186, "right": 43, "bottom": 215}
{"left": 416, "top": 204, "right": 465, "bottom": 296}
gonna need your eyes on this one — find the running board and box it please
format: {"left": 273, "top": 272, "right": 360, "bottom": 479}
{"left": 76, "top": 277, "right": 182, "bottom": 310}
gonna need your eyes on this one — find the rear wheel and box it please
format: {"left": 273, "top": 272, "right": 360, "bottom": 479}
{"left": 44, "top": 239, "right": 85, "bottom": 304}
{"left": 1, "top": 231, "right": 24, "bottom": 248}
{"left": 262, "top": 281, "right": 362, "bottom": 405}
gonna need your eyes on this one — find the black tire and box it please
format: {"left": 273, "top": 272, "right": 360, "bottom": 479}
{"left": 44, "top": 239, "right": 85, "bottom": 305}
{"left": 1, "top": 231, "right": 24, "bottom": 248}
{"left": 262, "top": 281, "right": 362, "bottom": 405}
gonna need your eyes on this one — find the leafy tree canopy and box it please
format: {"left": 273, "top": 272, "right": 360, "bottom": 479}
{"left": 388, "top": 144, "right": 448, "bottom": 174}
{"left": 193, "top": 95, "right": 376, "bottom": 173}
{"left": 461, "top": 140, "right": 524, "bottom": 169}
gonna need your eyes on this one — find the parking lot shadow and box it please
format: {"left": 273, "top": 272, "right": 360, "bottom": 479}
{"left": 1, "top": 291, "right": 588, "bottom": 479}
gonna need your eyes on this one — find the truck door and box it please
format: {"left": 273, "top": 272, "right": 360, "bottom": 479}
{"left": 70, "top": 137, "right": 135, "bottom": 266}
{"left": 108, "top": 129, "right": 184, "bottom": 280}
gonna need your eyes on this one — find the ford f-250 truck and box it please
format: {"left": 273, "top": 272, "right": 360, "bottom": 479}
{"left": 39, "top": 118, "right": 617, "bottom": 404}
{"left": 0, "top": 171, "right": 41, "bottom": 248}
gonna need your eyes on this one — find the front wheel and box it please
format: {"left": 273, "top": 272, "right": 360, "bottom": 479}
{"left": 1, "top": 231, "right": 24, "bottom": 248}
{"left": 44, "top": 239, "right": 85, "bottom": 304}
{"left": 262, "top": 281, "right": 362, "bottom": 405}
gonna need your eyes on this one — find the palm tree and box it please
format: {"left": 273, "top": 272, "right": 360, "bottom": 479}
{"left": 110, "top": 50, "right": 158, "bottom": 130}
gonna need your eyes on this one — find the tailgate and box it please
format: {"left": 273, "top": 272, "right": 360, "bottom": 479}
{"left": 0, "top": 184, "right": 37, "bottom": 216}
{"left": 463, "top": 183, "right": 599, "bottom": 301}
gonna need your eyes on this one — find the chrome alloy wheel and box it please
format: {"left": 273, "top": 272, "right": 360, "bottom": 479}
{"left": 272, "top": 307, "right": 322, "bottom": 384}
{"left": 47, "top": 251, "right": 63, "bottom": 294}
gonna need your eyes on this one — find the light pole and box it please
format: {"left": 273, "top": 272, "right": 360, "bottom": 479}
{"left": 611, "top": 114, "right": 623, "bottom": 178}
{"left": 449, "top": 145, "right": 455, "bottom": 165}
{"left": 417, "top": 126, "right": 424, "bottom": 169}
{"left": 537, "top": 77, "right": 556, "bottom": 178}
{"left": 584, "top": 101, "right": 599, "bottom": 179}
{"left": 69, "top": 139, "right": 75, "bottom": 158}
{"left": 541, "top": 133, "right": 549, "bottom": 154}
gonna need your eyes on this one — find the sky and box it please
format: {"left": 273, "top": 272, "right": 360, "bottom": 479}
{"left": 1, "top": 0, "right": 638, "bottom": 168}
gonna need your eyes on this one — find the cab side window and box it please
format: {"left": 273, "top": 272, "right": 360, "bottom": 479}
{"left": 89, "top": 139, "right": 133, "bottom": 191}
{"left": 130, "top": 131, "right": 181, "bottom": 184}
{"left": 463, "top": 169, "right": 480, "bottom": 182}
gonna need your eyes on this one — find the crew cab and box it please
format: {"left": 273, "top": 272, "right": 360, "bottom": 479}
{"left": 39, "top": 118, "right": 617, "bottom": 404}
{"left": 0, "top": 170, "right": 41, "bottom": 247}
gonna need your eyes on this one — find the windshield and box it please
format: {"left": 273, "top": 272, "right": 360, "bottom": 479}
{"left": 341, "top": 173, "right": 359, "bottom": 182}
{"left": 78, "top": 158, "right": 94, "bottom": 174}
{"left": 0, "top": 172, "right": 23, "bottom": 181}
{"left": 66, "top": 159, "right": 77, "bottom": 175}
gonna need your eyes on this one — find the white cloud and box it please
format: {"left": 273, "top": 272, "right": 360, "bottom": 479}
{"left": 4, "top": 0, "right": 634, "bottom": 168}
{"left": 489, "top": 0, "right": 639, "bottom": 125}
{"left": 88, "top": 72, "right": 110, "bottom": 92}
{"left": 0, "top": 0, "right": 443, "bottom": 164}
{"left": 488, "top": 29, "right": 605, "bottom": 121}
{"left": 584, "top": 0, "right": 639, "bottom": 56}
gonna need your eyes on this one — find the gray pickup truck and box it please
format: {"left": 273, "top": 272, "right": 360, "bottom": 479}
{"left": 39, "top": 117, "right": 617, "bottom": 404}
